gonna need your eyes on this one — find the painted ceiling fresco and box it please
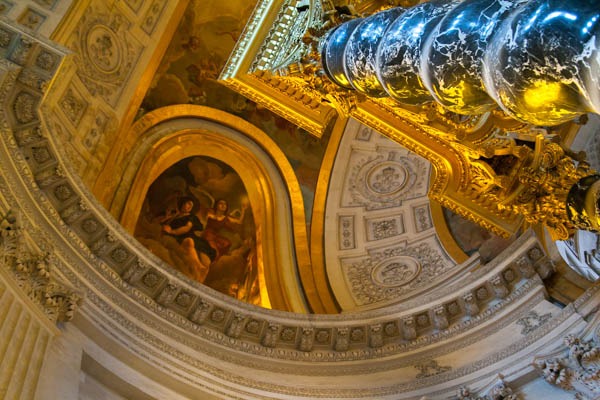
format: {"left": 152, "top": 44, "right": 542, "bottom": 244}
{"left": 141, "top": 0, "right": 331, "bottom": 228}
{"left": 134, "top": 156, "right": 264, "bottom": 306}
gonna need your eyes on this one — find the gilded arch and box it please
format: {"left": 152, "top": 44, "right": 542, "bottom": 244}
{"left": 118, "top": 105, "right": 313, "bottom": 313}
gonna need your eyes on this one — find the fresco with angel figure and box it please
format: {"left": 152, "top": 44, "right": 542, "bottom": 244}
{"left": 133, "top": 156, "right": 261, "bottom": 305}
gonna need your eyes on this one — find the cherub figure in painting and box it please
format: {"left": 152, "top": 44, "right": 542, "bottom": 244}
{"left": 161, "top": 197, "right": 216, "bottom": 282}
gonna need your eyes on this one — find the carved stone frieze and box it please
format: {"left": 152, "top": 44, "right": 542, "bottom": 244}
{"left": 462, "top": 293, "right": 480, "bottom": 317}
{"left": 414, "top": 359, "right": 451, "bottom": 379}
{"left": 299, "top": 327, "right": 315, "bottom": 352}
{"left": 517, "top": 310, "right": 553, "bottom": 336}
{"left": 226, "top": 313, "right": 246, "bottom": 339}
{"left": 262, "top": 323, "right": 280, "bottom": 348}
{"left": 433, "top": 305, "right": 449, "bottom": 330}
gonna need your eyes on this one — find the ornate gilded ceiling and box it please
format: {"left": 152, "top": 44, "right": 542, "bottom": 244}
{"left": 121, "top": 0, "right": 519, "bottom": 312}
{"left": 3, "top": 1, "right": 600, "bottom": 399}
{"left": 140, "top": 0, "right": 330, "bottom": 230}
{"left": 28, "top": 0, "right": 591, "bottom": 315}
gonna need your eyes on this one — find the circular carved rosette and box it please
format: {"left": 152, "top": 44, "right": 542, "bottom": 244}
{"left": 366, "top": 161, "right": 409, "bottom": 196}
{"left": 371, "top": 256, "right": 421, "bottom": 287}
{"left": 86, "top": 25, "right": 122, "bottom": 74}
{"left": 355, "top": 156, "right": 418, "bottom": 205}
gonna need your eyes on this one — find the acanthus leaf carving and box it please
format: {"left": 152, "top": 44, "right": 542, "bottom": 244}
{"left": 457, "top": 379, "right": 520, "bottom": 400}
{"left": 0, "top": 210, "right": 82, "bottom": 323}
{"left": 535, "top": 333, "right": 600, "bottom": 396}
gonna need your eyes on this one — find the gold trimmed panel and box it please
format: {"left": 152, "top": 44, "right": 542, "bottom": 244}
{"left": 223, "top": 75, "right": 337, "bottom": 138}
{"left": 309, "top": 117, "right": 348, "bottom": 314}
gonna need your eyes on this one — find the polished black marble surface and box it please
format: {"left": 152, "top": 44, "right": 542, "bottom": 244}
{"left": 375, "top": 0, "right": 460, "bottom": 105}
{"left": 482, "top": 0, "right": 600, "bottom": 125}
{"left": 421, "top": 0, "right": 529, "bottom": 115}
{"left": 343, "top": 8, "right": 404, "bottom": 97}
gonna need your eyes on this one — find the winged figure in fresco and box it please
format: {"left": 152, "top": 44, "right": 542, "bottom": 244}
{"left": 188, "top": 185, "right": 250, "bottom": 261}
{"left": 134, "top": 156, "right": 261, "bottom": 305}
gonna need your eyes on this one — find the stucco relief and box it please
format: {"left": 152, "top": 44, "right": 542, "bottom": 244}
{"left": 342, "top": 147, "right": 428, "bottom": 210}
{"left": 342, "top": 236, "right": 453, "bottom": 306}
{"left": 365, "top": 214, "right": 404, "bottom": 241}
{"left": 338, "top": 215, "right": 355, "bottom": 250}
{"left": 371, "top": 255, "right": 420, "bottom": 287}
{"left": 326, "top": 119, "right": 456, "bottom": 310}
{"left": 68, "top": 2, "right": 143, "bottom": 107}
{"left": 59, "top": 86, "right": 87, "bottom": 126}
{"left": 140, "top": 0, "right": 167, "bottom": 35}
{"left": 17, "top": 8, "right": 47, "bottom": 32}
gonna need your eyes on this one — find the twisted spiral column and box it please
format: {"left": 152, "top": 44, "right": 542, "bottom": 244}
{"left": 322, "top": 0, "right": 600, "bottom": 127}
{"left": 321, "top": 0, "right": 600, "bottom": 236}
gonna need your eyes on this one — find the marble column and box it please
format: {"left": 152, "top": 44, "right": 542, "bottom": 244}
{"left": 321, "top": 0, "right": 600, "bottom": 126}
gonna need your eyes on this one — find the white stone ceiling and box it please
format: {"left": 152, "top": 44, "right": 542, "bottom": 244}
{"left": 325, "top": 118, "right": 462, "bottom": 311}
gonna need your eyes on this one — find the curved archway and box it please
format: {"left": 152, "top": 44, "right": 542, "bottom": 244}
{"left": 118, "top": 105, "right": 312, "bottom": 313}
